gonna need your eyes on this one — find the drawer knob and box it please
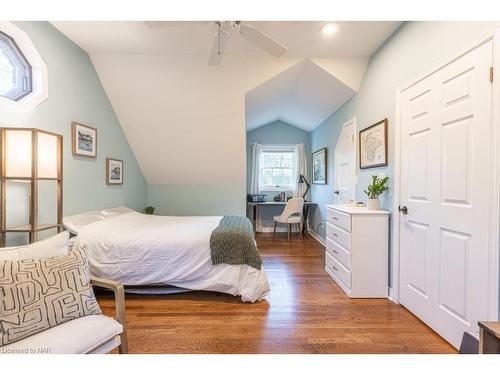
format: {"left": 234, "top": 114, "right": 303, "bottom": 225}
{"left": 333, "top": 233, "right": 338, "bottom": 237}
{"left": 333, "top": 217, "right": 339, "bottom": 220}
{"left": 333, "top": 249, "right": 338, "bottom": 254}
{"left": 332, "top": 266, "right": 338, "bottom": 271}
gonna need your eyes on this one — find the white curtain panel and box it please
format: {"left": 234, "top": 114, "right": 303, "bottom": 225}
{"left": 249, "top": 143, "right": 262, "bottom": 194}
{"left": 294, "top": 143, "right": 308, "bottom": 199}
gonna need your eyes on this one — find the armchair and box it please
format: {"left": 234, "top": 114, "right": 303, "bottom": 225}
{"left": 90, "top": 276, "right": 128, "bottom": 353}
{"left": 0, "top": 234, "right": 128, "bottom": 354}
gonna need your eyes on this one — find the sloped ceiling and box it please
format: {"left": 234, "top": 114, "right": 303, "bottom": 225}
{"left": 51, "top": 21, "right": 401, "bottom": 186}
{"left": 52, "top": 21, "right": 402, "bottom": 92}
{"left": 245, "top": 59, "right": 355, "bottom": 131}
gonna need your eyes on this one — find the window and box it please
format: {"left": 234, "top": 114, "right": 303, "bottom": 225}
{"left": 259, "top": 146, "right": 296, "bottom": 191}
{"left": 0, "top": 31, "right": 32, "bottom": 101}
{"left": 0, "top": 22, "right": 48, "bottom": 110}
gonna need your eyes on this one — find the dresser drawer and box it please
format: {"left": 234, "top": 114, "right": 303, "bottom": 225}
{"left": 326, "top": 208, "right": 351, "bottom": 232}
{"left": 326, "top": 237, "right": 351, "bottom": 269}
{"left": 325, "top": 251, "right": 351, "bottom": 289}
{"left": 326, "top": 222, "right": 351, "bottom": 250}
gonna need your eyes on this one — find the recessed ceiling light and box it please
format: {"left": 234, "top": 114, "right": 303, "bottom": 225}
{"left": 321, "top": 23, "right": 339, "bottom": 35}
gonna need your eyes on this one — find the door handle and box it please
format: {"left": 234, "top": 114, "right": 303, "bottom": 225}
{"left": 398, "top": 205, "right": 408, "bottom": 215}
{"left": 334, "top": 190, "right": 340, "bottom": 195}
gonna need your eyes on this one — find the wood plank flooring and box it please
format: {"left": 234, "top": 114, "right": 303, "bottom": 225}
{"left": 96, "top": 233, "right": 456, "bottom": 354}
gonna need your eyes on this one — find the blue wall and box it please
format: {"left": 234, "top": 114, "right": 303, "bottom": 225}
{"left": 309, "top": 21, "right": 497, "bottom": 286}
{"left": 147, "top": 184, "right": 244, "bottom": 216}
{"left": 0, "top": 22, "right": 147, "bottom": 244}
{"left": 246, "top": 120, "right": 311, "bottom": 230}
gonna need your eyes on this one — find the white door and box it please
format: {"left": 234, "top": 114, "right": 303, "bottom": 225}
{"left": 399, "top": 40, "right": 494, "bottom": 348}
{"left": 334, "top": 117, "right": 357, "bottom": 204}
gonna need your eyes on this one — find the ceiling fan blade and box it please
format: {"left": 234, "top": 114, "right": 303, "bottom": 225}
{"left": 239, "top": 24, "right": 287, "bottom": 57}
{"left": 208, "top": 29, "right": 229, "bottom": 65}
{"left": 145, "top": 21, "right": 209, "bottom": 29}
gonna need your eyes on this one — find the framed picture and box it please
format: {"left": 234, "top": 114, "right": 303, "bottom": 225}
{"left": 72, "top": 122, "right": 97, "bottom": 158}
{"left": 359, "top": 119, "right": 388, "bottom": 169}
{"left": 312, "top": 148, "right": 327, "bottom": 184}
{"left": 106, "top": 158, "right": 123, "bottom": 185}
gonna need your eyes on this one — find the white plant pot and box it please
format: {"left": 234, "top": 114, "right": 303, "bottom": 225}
{"left": 366, "top": 198, "right": 380, "bottom": 210}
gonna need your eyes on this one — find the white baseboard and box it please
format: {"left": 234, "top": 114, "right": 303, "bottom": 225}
{"left": 308, "top": 230, "right": 326, "bottom": 247}
{"left": 257, "top": 226, "right": 294, "bottom": 233}
{"left": 258, "top": 227, "right": 274, "bottom": 233}
{"left": 257, "top": 225, "right": 327, "bottom": 247}
{"left": 388, "top": 287, "right": 398, "bottom": 304}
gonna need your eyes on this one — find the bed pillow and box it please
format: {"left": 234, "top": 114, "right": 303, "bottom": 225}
{"left": 100, "top": 206, "right": 135, "bottom": 218}
{"left": 0, "top": 231, "right": 70, "bottom": 261}
{"left": 0, "top": 247, "right": 102, "bottom": 347}
{"left": 63, "top": 210, "right": 105, "bottom": 234}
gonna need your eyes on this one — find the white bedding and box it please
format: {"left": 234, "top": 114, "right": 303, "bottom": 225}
{"left": 72, "top": 212, "right": 270, "bottom": 302}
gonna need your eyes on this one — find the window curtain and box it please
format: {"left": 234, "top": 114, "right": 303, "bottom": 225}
{"left": 294, "top": 143, "right": 308, "bottom": 199}
{"left": 249, "top": 143, "right": 262, "bottom": 194}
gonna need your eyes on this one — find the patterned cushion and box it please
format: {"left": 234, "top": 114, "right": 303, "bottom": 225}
{"left": 0, "top": 248, "right": 102, "bottom": 346}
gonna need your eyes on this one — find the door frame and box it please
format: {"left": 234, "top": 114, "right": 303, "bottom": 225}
{"left": 334, "top": 116, "right": 357, "bottom": 203}
{"left": 392, "top": 24, "right": 500, "bottom": 322}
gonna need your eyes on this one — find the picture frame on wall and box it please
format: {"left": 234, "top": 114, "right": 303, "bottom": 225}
{"left": 71, "top": 122, "right": 97, "bottom": 158}
{"left": 106, "top": 158, "right": 123, "bottom": 185}
{"left": 312, "top": 147, "right": 327, "bottom": 184}
{"left": 359, "top": 118, "right": 388, "bottom": 169}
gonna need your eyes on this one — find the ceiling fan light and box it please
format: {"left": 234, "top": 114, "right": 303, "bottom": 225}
{"left": 321, "top": 23, "right": 339, "bottom": 35}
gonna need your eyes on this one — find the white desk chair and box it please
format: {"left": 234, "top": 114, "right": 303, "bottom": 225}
{"left": 273, "top": 197, "right": 304, "bottom": 240}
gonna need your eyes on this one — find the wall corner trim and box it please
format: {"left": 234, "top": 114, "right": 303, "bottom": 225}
{"left": 388, "top": 288, "right": 398, "bottom": 304}
{"left": 308, "top": 229, "right": 326, "bottom": 247}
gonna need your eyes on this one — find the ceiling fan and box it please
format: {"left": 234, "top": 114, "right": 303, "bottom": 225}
{"left": 145, "top": 21, "right": 288, "bottom": 65}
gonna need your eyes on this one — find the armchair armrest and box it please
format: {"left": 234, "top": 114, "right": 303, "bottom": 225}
{"left": 90, "top": 275, "right": 128, "bottom": 353}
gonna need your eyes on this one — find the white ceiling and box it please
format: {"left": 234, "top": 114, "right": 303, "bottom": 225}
{"left": 50, "top": 21, "right": 401, "bottom": 185}
{"left": 52, "top": 21, "right": 401, "bottom": 58}
{"left": 245, "top": 59, "right": 355, "bottom": 131}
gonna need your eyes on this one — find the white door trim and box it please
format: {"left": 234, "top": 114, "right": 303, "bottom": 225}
{"left": 334, "top": 116, "right": 357, "bottom": 203}
{"left": 392, "top": 24, "right": 500, "bottom": 321}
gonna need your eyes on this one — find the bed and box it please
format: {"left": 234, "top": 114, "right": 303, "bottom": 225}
{"left": 64, "top": 207, "right": 270, "bottom": 302}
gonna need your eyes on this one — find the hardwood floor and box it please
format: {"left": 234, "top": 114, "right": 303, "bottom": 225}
{"left": 96, "top": 233, "right": 456, "bottom": 354}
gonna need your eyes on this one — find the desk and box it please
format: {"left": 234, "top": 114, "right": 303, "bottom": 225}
{"left": 247, "top": 201, "right": 316, "bottom": 238}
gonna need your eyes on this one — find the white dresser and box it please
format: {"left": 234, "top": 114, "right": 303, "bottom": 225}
{"left": 325, "top": 204, "right": 389, "bottom": 298}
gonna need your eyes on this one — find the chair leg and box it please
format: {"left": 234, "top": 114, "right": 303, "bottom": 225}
{"left": 287, "top": 224, "right": 291, "bottom": 241}
{"left": 295, "top": 223, "right": 301, "bottom": 239}
{"left": 119, "top": 332, "right": 128, "bottom": 354}
{"left": 273, "top": 222, "right": 277, "bottom": 237}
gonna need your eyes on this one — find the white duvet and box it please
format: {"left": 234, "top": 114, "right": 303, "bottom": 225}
{"left": 72, "top": 212, "right": 270, "bottom": 302}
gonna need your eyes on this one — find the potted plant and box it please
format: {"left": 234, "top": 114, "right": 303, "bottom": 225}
{"left": 364, "top": 175, "right": 389, "bottom": 210}
{"left": 144, "top": 206, "right": 155, "bottom": 215}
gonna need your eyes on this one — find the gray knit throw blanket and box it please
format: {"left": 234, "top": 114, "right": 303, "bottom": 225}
{"left": 210, "top": 216, "right": 262, "bottom": 270}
